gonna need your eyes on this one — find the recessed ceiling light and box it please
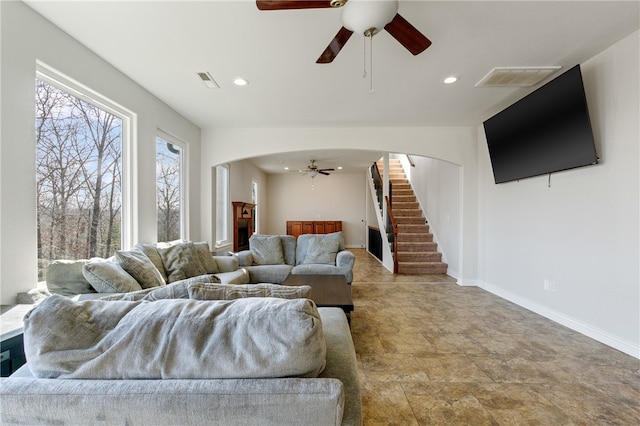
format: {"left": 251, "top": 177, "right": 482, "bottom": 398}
{"left": 443, "top": 76, "right": 458, "bottom": 84}
{"left": 337, "top": 166, "right": 343, "bottom": 170}
{"left": 233, "top": 77, "right": 249, "bottom": 86}
{"left": 284, "top": 166, "right": 289, "bottom": 170}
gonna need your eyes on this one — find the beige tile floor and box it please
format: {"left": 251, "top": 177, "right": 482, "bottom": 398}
{"left": 348, "top": 249, "right": 640, "bottom": 425}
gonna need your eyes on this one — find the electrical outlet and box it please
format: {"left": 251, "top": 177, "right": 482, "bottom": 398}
{"left": 544, "top": 279, "right": 556, "bottom": 292}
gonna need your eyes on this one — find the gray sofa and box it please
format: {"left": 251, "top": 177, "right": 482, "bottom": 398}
{"left": 237, "top": 233, "right": 355, "bottom": 284}
{"left": 0, "top": 301, "right": 362, "bottom": 425}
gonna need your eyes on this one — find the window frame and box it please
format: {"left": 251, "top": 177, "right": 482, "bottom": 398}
{"left": 156, "top": 130, "right": 188, "bottom": 241}
{"left": 36, "top": 61, "right": 137, "bottom": 250}
{"left": 215, "top": 164, "right": 230, "bottom": 248}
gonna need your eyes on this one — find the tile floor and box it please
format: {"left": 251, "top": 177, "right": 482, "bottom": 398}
{"left": 348, "top": 249, "right": 640, "bottom": 425}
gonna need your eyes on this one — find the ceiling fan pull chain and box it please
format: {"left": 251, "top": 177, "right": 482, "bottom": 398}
{"left": 362, "top": 36, "right": 367, "bottom": 78}
{"left": 369, "top": 33, "right": 374, "bottom": 94}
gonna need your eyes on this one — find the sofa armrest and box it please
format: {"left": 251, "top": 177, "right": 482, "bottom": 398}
{"left": 336, "top": 250, "right": 355, "bottom": 269}
{"left": 236, "top": 250, "right": 253, "bottom": 267}
{"left": 212, "top": 256, "right": 239, "bottom": 273}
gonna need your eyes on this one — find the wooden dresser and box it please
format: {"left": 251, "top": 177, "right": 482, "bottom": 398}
{"left": 286, "top": 221, "right": 342, "bottom": 239}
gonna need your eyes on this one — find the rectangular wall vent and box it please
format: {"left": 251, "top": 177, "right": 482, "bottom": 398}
{"left": 197, "top": 72, "right": 220, "bottom": 89}
{"left": 476, "top": 66, "right": 561, "bottom": 87}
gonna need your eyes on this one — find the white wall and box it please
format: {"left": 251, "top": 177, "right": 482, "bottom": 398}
{"left": 200, "top": 126, "right": 478, "bottom": 282}
{"left": 0, "top": 2, "right": 201, "bottom": 303}
{"left": 477, "top": 31, "right": 639, "bottom": 357}
{"left": 403, "top": 156, "right": 462, "bottom": 279}
{"left": 265, "top": 173, "right": 367, "bottom": 248}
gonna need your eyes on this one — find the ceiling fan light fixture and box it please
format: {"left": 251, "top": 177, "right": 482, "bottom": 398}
{"left": 342, "top": 0, "right": 398, "bottom": 36}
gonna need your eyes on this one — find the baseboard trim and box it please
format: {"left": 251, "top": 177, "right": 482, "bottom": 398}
{"left": 478, "top": 281, "right": 640, "bottom": 360}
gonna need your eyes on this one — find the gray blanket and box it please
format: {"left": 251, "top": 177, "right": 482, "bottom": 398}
{"left": 23, "top": 295, "right": 326, "bottom": 379}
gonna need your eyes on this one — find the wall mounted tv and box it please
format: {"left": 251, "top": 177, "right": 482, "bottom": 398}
{"left": 483, "top": 65, "right": 598, "bottom": 184}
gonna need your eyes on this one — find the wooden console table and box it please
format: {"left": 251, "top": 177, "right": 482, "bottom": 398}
{"left": 286, "top": 220, "right": 342, "bottom": 239}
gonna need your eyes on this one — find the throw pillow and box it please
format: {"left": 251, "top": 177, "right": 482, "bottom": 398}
{"left": 137, "top": 243, "right": 168, "bottom": 282}
{"left": 249, "top": 235, "right": 284, "bottom": 265}
{"left": 46, "top": 259, "right": 97, "bottom": 296}
{"left": 188, "top": 283, "right": 312, "bottom": 300}
{"left": 157, "top": 242, "right": 207, "bottom": 283}
{"left": 303, "top": 237, "right": 340, "bottom": 265}
{"left": 115, "top": 248, "right": 166, "bottom": 289}
{"left": 82, "top": 258, "right": 142, "bottom": 293}
{"left": 193, "top": 241, "right": 219, "bottom": 274}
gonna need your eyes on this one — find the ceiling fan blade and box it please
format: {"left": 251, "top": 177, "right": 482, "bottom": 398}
{"left": 256, "top": 1, "right": 334, "bottom": 11}
{"left": 319, "top": 171, "right": 331, "bottom": 176}
{"left": 384, "top": 13, "right": 432, "bottom": 56}
{"left": 316, "top": 27, "right": 353, "bottom": 64}
{"left": 319, "top": 168, "right": 335, "bottom": 172}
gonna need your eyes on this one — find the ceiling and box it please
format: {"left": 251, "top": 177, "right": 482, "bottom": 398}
{"left": 24, "top": 0, "right": 639, "bottom": 174}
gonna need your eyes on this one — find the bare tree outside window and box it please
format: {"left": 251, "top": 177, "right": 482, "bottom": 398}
{"left": 35, "top": 79, "right": 122, "bottom": 279}
{"left": 156, "top": 137, "right": 181, "bottom": 242}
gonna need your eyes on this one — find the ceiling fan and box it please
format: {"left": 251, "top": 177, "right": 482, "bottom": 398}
{"left": 290, "top": 160, "right": 335, "bottom": 178}
{"left": 256, "top": 0, "right": 432, "bottom": 64}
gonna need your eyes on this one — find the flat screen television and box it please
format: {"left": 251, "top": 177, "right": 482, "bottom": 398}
{"left": 483, "top": 65, "right": 598, "bottom": 184}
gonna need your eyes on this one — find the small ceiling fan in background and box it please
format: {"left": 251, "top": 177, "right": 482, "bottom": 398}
{"left": 290, "top": 160, "right": 335, "bottom": 178}
{"left": 256, "top": 0, "right": 432, "bottom": 64}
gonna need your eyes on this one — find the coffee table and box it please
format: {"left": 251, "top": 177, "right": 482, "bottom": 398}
{"left": 282, "top": 274, "right": 354, "bottom": 322}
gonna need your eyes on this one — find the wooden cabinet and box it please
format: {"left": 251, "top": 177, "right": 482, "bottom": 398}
{"left": 232, "top": 202, "right": 255, "bottom": 252}
{"left": 286, "top": 221, "right": 342, "bottom": 239}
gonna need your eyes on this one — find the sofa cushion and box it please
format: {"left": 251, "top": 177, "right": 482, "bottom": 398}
{"left": 296, "top": 232, "right": 345, "bottom": 265}
{"left": 46, "top": 259, "right": 97, "bottom": 296}
{"left": 23, "top": 295, "right": 326, "bottom": 380}
{"left": 157, "top": 242, "right": 207, "bottom": 283}
{"left": 188, "top": 283, "right": 312, "bottom": 300}
{"left": 116, "top": 249, "right": 166, "bottom": 289}
{"left": 302, "top": 237, "right": 340, "bottom": 265}
{"left": 82, "top": 258, "right": 142, "bottom": 293}
{"left": 250, "top": 235, "right": 285, "bottom": 265}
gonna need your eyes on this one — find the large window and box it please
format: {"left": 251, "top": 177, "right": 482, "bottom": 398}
{"left": 215, "top": 164, "right": 229, "bottom": 246}
{"left": 156, "top": 134, "right": 183, "bottom": 241}
{"left": 35, "top": 65, "right": 132, "bottom": 280}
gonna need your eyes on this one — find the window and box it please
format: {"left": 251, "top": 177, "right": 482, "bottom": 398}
{"left": 215, "top": 164, "right": 229, "bottom": 246}
{"left": 35, "top": 63, "right": 133, "bottom": 280}
{"left": 252, "top": 179, "right": 259, "bottom": 234}
{"left": 156, "top": 134, "right": 183, "bottom": 241}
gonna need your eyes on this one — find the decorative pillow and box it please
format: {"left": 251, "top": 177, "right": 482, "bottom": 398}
{"left": 193, "top": 241, "right": 219, "bottom": 274}
{"left": 82, "top": 258, "right": 142, "bottom": 293}
{"left": 24, "top": 295, "right": 326, "bottom": 379}
{"left": 115, "top": 249, "right": 166, "bottom": 289}
{"left": 188, "top": 283, "right": 312, "bottom": 300}
{"left": 303, "top": 237, "right": 340, "bottom": 265}
{"left": 101, "top": 274, "right": 221, "bottom": 301}
{"left": 137, "top": 243, "right": 168, "bottom": 282}
{"left": 249, "top": 235, "right": 284, "bottom": 265}
{"left": 157, "top": 242, "right": 207, "bottom": 283}
{"left": 46, "top": 259, "right": 97, "bottom": 296}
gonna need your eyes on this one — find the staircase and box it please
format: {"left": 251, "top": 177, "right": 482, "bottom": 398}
{"left": 377, "top": 159, "right": 448, "bottom": 275}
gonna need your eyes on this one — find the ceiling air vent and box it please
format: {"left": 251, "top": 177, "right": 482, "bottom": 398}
{"left": 197, "top": 72, "right": 220, "bottom": 89}
{"left": 476, "top": 66, "right": 561, "bottom": 87}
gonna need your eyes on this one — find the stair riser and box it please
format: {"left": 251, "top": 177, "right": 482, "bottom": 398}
{"left": 398, "top": 263, "right": 448, "bottom": 274}
{"left": 397, "top": 233, "right": 434, "bottom": 242}
{"left": 394, "top": 209, "right": 422, "bottom": 217}
{"left": 397, "top": 253, "right": 442, "bottom": 262}
{"left": 394, "top": 196, "right": 416, "bottom": 202}
{"left": 395, "top": 217, "right": 427, "bottom": 225}
{"left": 393, "top": 202, "right": 419, "bottom": 209}
{"left": 397, "top": 226, "right": 430, "bottom": 234}
{"left": 397, "top": 242, "right": 438, "bottom": 252}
